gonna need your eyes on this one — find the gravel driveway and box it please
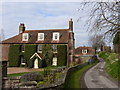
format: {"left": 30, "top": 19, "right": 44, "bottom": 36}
{"left": 7, "top": 67, "right": 44, "bottom": 74}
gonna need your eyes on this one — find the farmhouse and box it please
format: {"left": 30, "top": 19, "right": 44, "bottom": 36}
{"left": 2, "top": 19, "right": 75, "bottom": 68}
{"left": 75, "top": 46, "right": 95, "bottom": 63}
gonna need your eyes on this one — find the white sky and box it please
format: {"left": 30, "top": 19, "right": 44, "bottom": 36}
{"left": 1, "top": 0, "right": 117, "bottom": 48}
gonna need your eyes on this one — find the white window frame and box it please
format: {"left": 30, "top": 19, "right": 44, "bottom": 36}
{"left": 53, "top": 32, "right": 59, "bottom": 40}
{"left": 22, "top": 33, "right": 29, "bottom": 41}
{"left": 20, "top": 56, "right": 26, "bottom": 65}
{"left": 52, "top": 57, "right": 57, "bottom": 66}
{"left": 82, "top": 49, "right": 87, "bottom": 54}
{"left": 38, "top": 33, "right": 44, "bottom": 41}
{"left": 37, "top": 44, "right": 42, "bottom": 53}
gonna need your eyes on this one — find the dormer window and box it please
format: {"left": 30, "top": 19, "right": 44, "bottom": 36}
{"left": 53, "top": 32, "right": 59, "bottom": 40}
{"left": 38, "top": 33, "right": 44, "bottom": 40}
{"left": 22, "top": 33, "right": 29, "bottom": 41}
{"left": 82, "top": 49, "right": 87, "bottom": 54}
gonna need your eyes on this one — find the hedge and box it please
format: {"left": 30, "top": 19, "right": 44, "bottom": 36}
{"left": 57, "top": 45, "right": 67, "bottom": 66}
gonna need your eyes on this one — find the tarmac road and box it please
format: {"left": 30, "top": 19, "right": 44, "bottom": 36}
{"left": 84, "top": 60, "right": 119, "bottom": 89}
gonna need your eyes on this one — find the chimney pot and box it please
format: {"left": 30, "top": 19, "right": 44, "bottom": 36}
{"left": 19, "top": 23, "right": 25, "bottom": 33}
{"left": 69, "top": 18, "right": 73, "bottom": 31}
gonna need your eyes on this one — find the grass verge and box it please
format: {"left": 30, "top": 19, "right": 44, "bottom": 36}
{"left": 99, "top": 51, "right": 120, "bottom": 82}
{"left": 64, "top": 63, "right": 96, "bottom": 88}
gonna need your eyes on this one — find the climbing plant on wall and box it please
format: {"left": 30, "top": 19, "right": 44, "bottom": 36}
{"left": 57, "top": 45, "right": 67, "bottom": 66}
{"left": 9, "top": 45, "right": 21, "bottom": 67}
{"left": 24, "top": 45, "right": 36, "bottom": 68}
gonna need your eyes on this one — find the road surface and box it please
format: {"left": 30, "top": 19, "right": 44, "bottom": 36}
{"left": 84, "top": 60, "right": 119, "bottom": 88}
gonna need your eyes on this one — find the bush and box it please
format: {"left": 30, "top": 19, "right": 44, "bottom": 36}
{"left": 98, "top": 51, "right": 109, "bottom": 60}
{"left": 20, "top": 72, "right": 44, "bottom": 82}
{"left": 37, "top": 81, "right": 44, "bottom": 87}
{"left": 57, "top": 45, "right": 67, "bottom": 66}
{"left": 113, "top": 32, "right": 120, "bottom": 44}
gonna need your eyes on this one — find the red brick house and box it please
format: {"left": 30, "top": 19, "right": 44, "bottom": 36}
{"left": 1, "top": 19, "right": 75, "bottom": 68}
{"left": 75, "top": 46, "right": 95, "bottom": 63}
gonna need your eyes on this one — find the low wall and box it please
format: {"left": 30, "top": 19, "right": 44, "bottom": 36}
{"left": 2, "top": 76, "right": 21, "bottom": 89}
{"left": 2, "top": 63, "right": 88, "bottom": 89}
{"left": 37, "top": 63, "right": 88, "bottom": 89}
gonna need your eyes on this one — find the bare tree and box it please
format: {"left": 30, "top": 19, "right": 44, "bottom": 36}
{"left": 78, "top": 1, "right": 120, "bottom": 39}
{"left": 88, "top": 34, "right": 106, "bottom": 52}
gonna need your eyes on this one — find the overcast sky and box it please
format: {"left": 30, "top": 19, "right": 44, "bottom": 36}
{"left": 1, "top": 0, "right": 117, "bottom": 48}
{"left": 1, "top": 2, "right": 92, "bottom": 48}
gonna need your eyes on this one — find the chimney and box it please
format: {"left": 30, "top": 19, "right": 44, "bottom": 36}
{"left": 69, "top": 18, "right": 73, "bottom": 31}
{"left": 19, "top": 23, "right": 25, "bottom": 33}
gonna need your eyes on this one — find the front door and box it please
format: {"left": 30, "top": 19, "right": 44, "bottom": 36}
{"left": 34, "top": 58, "right": 38, "bottom": 68}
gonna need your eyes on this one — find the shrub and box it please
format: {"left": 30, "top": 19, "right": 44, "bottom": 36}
{"left": 98, "top": 51, "right": 109, "bottom": 60}
{"left": 37, "top": 81, "right": 44, "bottom": 87}
{"left": 20, "top": 72, "right": 44, "bottom": 82}
{"left": 113, "top": 32, "right": 120, "bottom": 44}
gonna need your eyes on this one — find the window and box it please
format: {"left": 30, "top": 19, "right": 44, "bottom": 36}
{"left": 22, "top": 33, "right": 29, "bottom": 41}
{"left": 82, "top": 49, "right": 87, "bottom": 54}
{"left": 52, "top": 45, "right": 57, "bottom": 53}
{"left": 37, "top": 44, "right": 42, "bottom": 53}
{"left": 20, "top": 45, "right": 25, "bottom": 52}
{"left": 53, "top": 32, "right": 59, "bottom": 40}
{"left": 20, "top": 56, "right": 25, "bottom": 65}
{"left": 52, "top": 57, "right": 57, "bottom": 66}
{"left": 38, "top": 33, "right": 44, "bottom": 40}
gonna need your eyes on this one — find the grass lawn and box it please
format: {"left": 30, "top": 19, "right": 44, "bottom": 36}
{"left": 7, "top": 71, "right": 44, "bottom": 77}
{"left": 64, "top": 63, "right": 96, "bottom": 88}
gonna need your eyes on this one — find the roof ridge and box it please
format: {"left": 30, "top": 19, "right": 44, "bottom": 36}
{"left": 25, "top": 29, "right": 69, "bottom": 32}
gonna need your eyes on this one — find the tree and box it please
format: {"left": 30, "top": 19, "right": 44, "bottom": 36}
{"left": 78, "top": 2, "right": 120, "bottom": 38}
{"left": 88, "top": 34, "right": 106, "bottom": 52}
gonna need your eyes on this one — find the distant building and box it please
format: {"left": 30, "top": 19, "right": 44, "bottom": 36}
{"left": 75, "top": 46, "right": 95, "bottom": 63}
{"left": 1, "top": 19, "right": 75, "bottom": 68}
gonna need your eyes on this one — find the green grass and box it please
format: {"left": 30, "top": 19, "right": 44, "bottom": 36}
{"left": 99, "top": 51, "right": 120, "bottom": 82}
{"left": 64, "top": 63, "right": 96, "bottom": 88}
{"left": 7, "top": 71, "right": 44, "bottom": 77}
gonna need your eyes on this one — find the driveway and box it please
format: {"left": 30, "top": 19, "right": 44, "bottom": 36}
{"left": 7, "top": 67, "right": 44, "bottom": 74}
{"left": 84, "top": 60, "right": 119, "bottom": 88}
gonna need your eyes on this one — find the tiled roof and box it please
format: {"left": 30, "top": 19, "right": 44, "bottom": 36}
{"left": 75, "top": 46, "right": 95, "bottom": 56}
{"left": 2, "top": 29, "right": 70, "bottom": 44}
